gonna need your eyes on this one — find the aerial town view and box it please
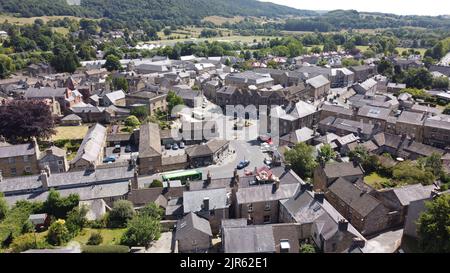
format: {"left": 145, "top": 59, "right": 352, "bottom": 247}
{"left": 0, "top": 0, "right": 449, "bottom": 260}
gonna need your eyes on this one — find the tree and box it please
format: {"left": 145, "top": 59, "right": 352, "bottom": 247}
{"left": 310, "top": 46, "right": 322, "bottom": 54}
{"left": 140, "top": 203, "right": 164, "bottom": 220}
{"left": 166, "top": 90, "right": 184, "bottom": 113}
{"left": 124, "top": 115, "right": 141, "bottom": 128}
{"left": 341, "top": 58, "right": 360, "bottom": 67}
{"left": 377, "top": 59, "right": 394, "bottom": 78}
{"left": 43, "top": 189, "right": 80, "bottom": 219}
{"left": 51, "top": 43, "right": 79, "bottom": 73}
{"left": 0, "top": 100, "right": 56, "bottom": 142}
{"left": 317, "top": 144, "right": 336, "bottom": 164}
{"left": 0, "top": 194, "right": 8, "bottom": 221}
{"left": 120, "top": 215, "right": 161, "bottom": 247}
{"left": 46, "top": 219, "right": 71, "bottom": 246}
{"left": 392, "top": 161, "right": 435, "bottom": 186}
{"left": 112, "top": 77, "right": 129, "bottom": 92}
{"left": 404, "top": 68, "right": 433, "bottom": 89}
{"left": 417, "top": 194, "right": 450, "bottom": 253}
{"left": 130, "top": 106, "right": 149, "bottom": 122}
{"left": 10, "top": 233, "right": 44, "bottom": 253}
{"left": 149, "top": 180, "right": 163, "bottom": 188}
{"left": 299, "top": 243, "right": 316, "bottom": 253}
{"left": 103, "top": 54, "right": 122, "bottom": 72}
{"left": 87, "top": 232, "right": 103, "bottom": 246}
{"left": 432, "top": 77, "right": 449, "bottom": 90}
{"left": 421, "top": 153, "right": 443, "bottom": 177}
{"left": 65, "top": 206, "right": 88, "bottom": 236}
{"left": 284, "top": 142, "right": 318, "bottom": 179}
{"left": 0, "top": 54, "right": 15, "bottom": 79}
{"left": 108, "top": 200, "right": 135, "bottom": 228}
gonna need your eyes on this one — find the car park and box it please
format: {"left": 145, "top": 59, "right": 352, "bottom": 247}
{"left": 172, "top": 143, "right": 179, "bottom": 150}
{"left": 103, "top": 155, "right": 116, "bottom": 163}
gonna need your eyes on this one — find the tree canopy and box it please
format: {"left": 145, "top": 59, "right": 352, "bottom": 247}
{"left": 284, "top": 142, "right": 317, "bottom": 179}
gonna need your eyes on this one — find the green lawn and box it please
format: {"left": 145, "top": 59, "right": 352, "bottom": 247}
{"left": 73, "top": 228, "right": 126, "bottom": 246}
{"left": 396, "top": 47, "right": 427, "bottom": 56}
{"left": 52, "top": 126, "right": 90, "bottom": 141}
{"left": 364, "top": 172, "right": 393, "bottom": 189}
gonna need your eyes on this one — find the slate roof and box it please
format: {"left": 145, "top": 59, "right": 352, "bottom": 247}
{"left": 236, "top": 183, "right": 299, "bottom": 204}
{"left": 402, "top": 141, "right": 444, "bottom": 157}
{"left": 139, "top": 123, "right": 162, "bottom": 158}
{"left": 0, "top": 143, "right": 36, "bottom": 158}
{"left": 222, "top": 224, "right": 275, "bottom": 253}
{"left": 357, "top": 105, "right": 391, "bottom": 121}
{"left": 328, "top": 178, "right": 383, "bottom": 217}
{"left": 372, "top": 132, "right": 403, "bottom": 149}
{"left": 280, "top": 127, "right": 315, "bottom": 143}
{"left": 323, "top": 162, "right": 364, "bottom": 179}
{"left": 61, "top": 114, "right": 82, "bottom": 121}
{"left": 105, "top": 90, "right": 126, "bottom": 102}
{"left": 185, "top": 139, "right": 229, "bottom": 158}
{"left": 306, "top": 75, "right": 330, "bottom": 88}
{"left": 71, "top": 123, "right": 106, "bottom": 164}
{"left": 321, "top": 104, "right": 354, "bottom": 116}
{"left": 397, "top": 111, "right": 424, "bottom": 125}
{"left": 183, "top": 188, "right": 228, "bottom": 213}
{"left": 391, "top": 184, "right": 436, "bottom": 206}
{"left": 424, "top": 114, "right": 450, "bottom": 130}
{"left": 176, "top": 212, "right": 212, "bottom": 240}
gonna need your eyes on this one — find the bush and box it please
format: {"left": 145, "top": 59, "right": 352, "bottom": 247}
{"left": 46, "top": 219, "right": 71, "bottom": 246}
{"left": 124, "top": 115, "right": 141, "bottom": 128}
{"left": 87, "top": 232, "right": 103, "bottom": 246}
{"left": 82, "top": 245, "right": 130, "bottom": 253}
{"left": 10, "top": 233, "right": 46, "bottom": 253}
{"left": 107, "top": 200, "right": 135, "bottom": 228}
{"left": 65, "top": 206, "right": 88, "bottom": 236}
{"left": 0, "top": 194, "right": 8, "bottom": 221}
{"left": 149, "top": 180, "right": 163, "bottom": 188}
{"left": 299, "top": 243, "right": 316, "bottom": 253}
{"left": 120, "top": 215, "right": 161, "bottom": 247}
{"left": 139, "top": 203, "right": 164, "bottom": 220}
{"left": 43, "top": 189, "right": 80, "bottom": 219}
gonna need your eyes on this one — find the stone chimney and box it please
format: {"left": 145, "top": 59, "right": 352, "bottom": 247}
{"left": 206, "top": 171, "right": 212, "bottom": 185}
{"left": 300, "top": 183, "right": 312, "bottom": 192}
{"left": 352, "top": 237, "right": 366, "bottom": 248}
{"left": 44, "top": 165, "right": 51, "bottom": 177}
{"left": 314, "top": 191, "right": 325, "bottom": 203}
{"left": 338, "top": 219, "right": 349, "bottom": 231}
{"left": 40, "top": 170, "right": 49, "bottom": 189}
{"left": 203, "top": 197, "right": 210, "bottom": 211}
{"left": 131, "top": 168, "right": 139, "bottom": 190}
{"left": 272, "top": 177, "right": 280, "bottom": 193}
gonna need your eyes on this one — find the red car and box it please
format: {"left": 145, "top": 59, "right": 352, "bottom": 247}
{"left": 244, "top": 169, "right": 253, "bottom": 176}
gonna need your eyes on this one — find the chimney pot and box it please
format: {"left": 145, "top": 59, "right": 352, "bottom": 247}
{"left": 338, "top": 219, "right": 349, "bottom": 231}
{"left": 203, "top": 197, "right": 210, "bottom": 211}
{"left": 314, "top": 191, "right": 325, "bottom": 203}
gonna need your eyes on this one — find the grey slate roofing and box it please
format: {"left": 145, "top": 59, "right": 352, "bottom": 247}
{"left": 221, "top": 218, "right": 248, "bottom": 228}
{"left": 185, "top": 139, "right": 229, "bottom": 158}
{"left": 71, "top": 123, "right": 106, "bottom": 164}
{"left": 222, "top": 224, "right": 275, "bottom": 253}
{"left": 402, "top": 141, "right": 444, "bottom": 157}
{"left": 323, "top": 162, "right": 364, "bottom": 179}
{"left": 280, "top": 127, "right": 315, "bottom": 143}
{"left": 306, "top": 75, "right": 330, "bottom": 88}
{"left": 226, "top": 71, "right": 273, "bottom": 85}
{"left": 328, "top": 117, "right": 375, "bottom": 135}
{"left": 139, "top": 123, "right": 162, "bottom": 158}
{"left": 272, "top": 100, "right": 317, "bottom": 121}
{"left": 176, "top": 212, "right": 212, "bottom": 240}
{"left": 328, "top": 178, "right": 382, "bottom": 217}
{"left": 42, "top": 146, "right": 66, "bottom": 158}
{"left": 0, "top": 143, "right": 36, "bottom": 158}
{"left": 397, "top": 111, "right": 424, "bottom": 125}
{"left": 236, "top": 183, "right": 299, "bottom": 204}
{"left": 105, "top": 90, "right": 126, "bottom": 102}
{"left": 320, "top": 104, "right": 354, "bottom": 116}
{"left": 183, "top": 188, "right": 228, "bottom": 213}
{"left": 61, "top": 114, "right": 82, "bottom": 121}
{"left": 424, "top": 114, "right": 450, "bottom": 130}
{"left": 390, "top": 184, "right": 435, "bottom": 206}
{"left": 357, "top": 105, "right": 391, "bottom": 121}
{"left": 372, "top": 132, "right": 403, "bottom": 149}
{"left": 280, "top": 188, "right": 363, "bottom": 240}
{"left": 24, "top": 87, "right": 67, "bottom": 98}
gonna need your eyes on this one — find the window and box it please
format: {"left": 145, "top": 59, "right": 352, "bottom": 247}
{"left": 8, "top": 157, "right": 15, "bottom": 164}
{"left": 10, "top": 168, "right": 17, "bottom": 176}
{"left": 58, "top": 160, "right": 63, "bottom": 165}
{"left": 25, "top": 166, "right": 32, "bottom": 173}
{"left": 264, "top": 202, "right": 271, "bottom": 211}
{"left": 264, "top": 215, "right": 271, "bottom": 224}
{"left": 23, "top": 155, "right": 29, "bottom": 162}
{"left": 247, "top": 203, "right": 253, "bottom": 212}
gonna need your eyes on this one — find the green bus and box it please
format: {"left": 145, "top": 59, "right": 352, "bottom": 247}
{"left": 162, "top": 169, "right": 203, "bottom": 183}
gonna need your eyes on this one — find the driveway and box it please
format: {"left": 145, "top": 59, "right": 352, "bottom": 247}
{"left": 146, "top": 232, "right": 173, "bottom": 253}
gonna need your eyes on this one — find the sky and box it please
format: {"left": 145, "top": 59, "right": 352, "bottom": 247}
{"left": 260, "top": 0, "right": 450, "bottom": 16}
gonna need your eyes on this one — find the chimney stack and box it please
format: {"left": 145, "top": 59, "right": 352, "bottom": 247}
{"left": 338, "top": 219, "right": 349, "bottom": 231}
{"left": 272, "top": 177, "right": 280, "bottom": 193}
{"left": 314, "top": 191, "right": 325, "bottom": 203}
{"left": 40, "top": 170, "right": 49, "bottom": 189}
{"left": 44, "top": 165, "right": 51, "bottom": 177}
{"left": 301, "top": 183, "right": 312, "bottom": 192}
{"left": 131, "top": 168, "right": 139, "bottom": 190}
{"left": 206, "top": 171, "right": 212, "bottom": 185}
{"left": 352, "top": 237, "right": 366, "bottom": 248}
{"left": 203, "top": 197, "right": 210, "bottom": 211}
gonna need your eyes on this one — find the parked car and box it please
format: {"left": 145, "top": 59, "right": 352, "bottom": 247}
{"left": 237, "top": 160, "right": 250, "bottom": 169}
{"left": 179, "top": 142, "right": 185, "bottom": 149}
{"left": 103, "top": 155, "right": 116, "bottom": 163}
{"left": 113, "top": 145, "right": 121, "bottom": 153}
{"left": 244, "top": 169, "right": 253, "bottom": 176}
{"left": 165, "top": 143, "right": 172, "bottom": 150}
{"left": 125, "top": 145, "right": 132, "bottom": 153}
{"left": 264, "top": 158, "right": 272, "bottom": 166}
{"left": 172, "top": 143, "right": 179, "bottom": 150}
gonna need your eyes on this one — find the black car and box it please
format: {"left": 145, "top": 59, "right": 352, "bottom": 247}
{"left": 237, "top": 160, "right": 250, "bottom": 169}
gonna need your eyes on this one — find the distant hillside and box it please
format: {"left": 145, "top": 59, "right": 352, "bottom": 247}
{"left": 0, "top": 0, "right": 316, "bottom": 24}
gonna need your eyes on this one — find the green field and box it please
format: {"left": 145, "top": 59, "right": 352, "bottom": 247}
{"left": 73, "top": 228, "right": 126, "bottom": 246}
{"left": 0, "top": 14, "right": 83, "bottom": 25}
{"left": 364, "top": 172, "right": 393, "bottom": 189}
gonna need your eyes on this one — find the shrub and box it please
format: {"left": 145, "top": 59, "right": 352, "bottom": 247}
{"left": 120, "top": 215, "right": 161, "bottom": 247}
{"left": 299, "top": 243, "right": 316, "bottom": 253}
{"left": 65, "top": 206, "right": 88, "bottom": 236}
{"left": 82, "top": 245, "right": 129, "bottom": 253}
{"left": 107, "top": 200, "right": 135, "bottom": 228}
{"left": 10, "top": 233, "right": 46, "bottom": 253}
{"left": 149, "top": 180, "right": 163, "bottom": 188}
{"left": 87, "top": 231, "right": 103, "bottom": 246}
{"left": 124, "top": 115, "right": 141, "bottom": 128}
{"left": 139, "top": 203, "right": 164, "bottom": 220}
{"left": 46, "top": 219, "right": 71, "bottom": 246}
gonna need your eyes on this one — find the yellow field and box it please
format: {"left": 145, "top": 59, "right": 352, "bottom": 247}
{"left": 52, "top": 126, "right": 90, "bottom": 141}
{"left": 202, "top": 16, "right": 245, "bottom": 25}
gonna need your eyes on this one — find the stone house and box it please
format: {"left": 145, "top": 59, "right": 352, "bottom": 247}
{"left": 423, "top": 114, "right": 450, "bottom": 148}
{"left": 176, "top": 212, "right": 213, "bottom": 253}
{"left": 185, "top": 139, "right": 229, "bottom": 168}
{"left": 38, "top": 146, "right": 69, "bottom": 174}
{"left": 70, "top": 123, "right": 107, "bottom": 171}
{"left": 319, "top": 104, "right": 354, "bottom": 121}
{"left": 313, "top": 162, "right": 364, "bottom": 191}
{"left": 349, "top": 65, "right": 377, "bottom": 82}
{"left": 356, "top": 105, "right": 392, "bottom": 131}
{"left": 0, "top": 141, "right": 41, "bottom": 177}
{"left": 125, "top": 91, "right": 168, "bottom": 115}
{"left": 395, "top": 111, "right": 425, "bottom": 142}
{"left": 271, "top": 101, "right": 319, "bottom": 137}
{"left": 138, "top": 123, "right": 162, "bottom": 175}
{"left": 103, "top": 90, "right": 126, "bottom": 107}
{"left": 305, "top": 75, "right": 331, "bottom": 100}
